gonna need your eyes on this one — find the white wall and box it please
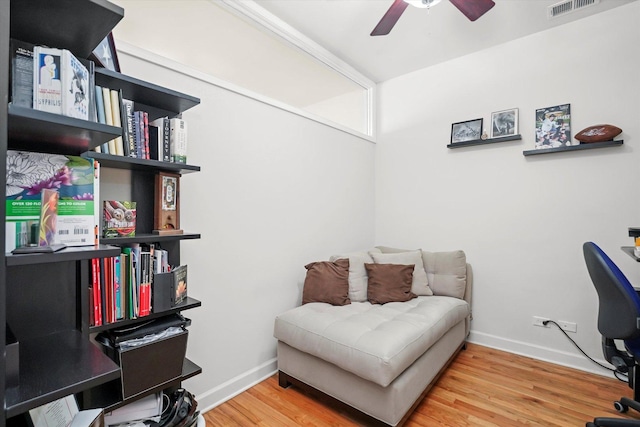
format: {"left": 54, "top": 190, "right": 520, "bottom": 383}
{"left": 376, "top": 2, "right": 640, "bottom": 374}
{"left": 113, "top": 49, "right": 376, "bottom": 410}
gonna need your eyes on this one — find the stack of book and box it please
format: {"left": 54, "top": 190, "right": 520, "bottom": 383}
{"left": 9, "top": 39, "right": 189, "bottom": 163}
{"left": 89, "top": 244, "right": 173, "bottom": 327}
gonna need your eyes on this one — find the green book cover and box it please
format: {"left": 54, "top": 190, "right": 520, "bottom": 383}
{"left": 6, "top": 151, "right": 96, "bottom": 251}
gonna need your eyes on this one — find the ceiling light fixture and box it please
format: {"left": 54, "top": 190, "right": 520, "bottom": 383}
{"left": 403, "top": 0, "right": 442, "bottom": 8}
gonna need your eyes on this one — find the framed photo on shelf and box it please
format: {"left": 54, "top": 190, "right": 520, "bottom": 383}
{"left": 451, "top": 118, "right": 483, "bottom": 144}
{"left": 535, "top": 103, "right": 572, "bottom": 149}
{"left": 490, "top": 108, "right": 518, "bottom": 138}
{"left": 89, "top": 32, "right": 120, "bottom": 72}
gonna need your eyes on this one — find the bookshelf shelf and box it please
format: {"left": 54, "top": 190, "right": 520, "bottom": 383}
{"left": 80, "top": 358, "right": 202, "bottom": 413}
{"left": 84, "top": 152, "right": 200, "bottom": 174}
{"left": 89, "top": 297, "right": 202, "bottom": 333}
{"left": 9, "top": 105, "right": 121, "bottom": 154}
{"left": 95, "top": 68, "right": 199, "bottom": 120}
{"left": 4, "top": 330, "right": 120, "bottom": 418}
{"left": 9, "top": 0, "right": 123, "bottom": 58}
{"left": 6, "top": 244, "right": 121, "bottom": 267}
{"left": 100, "top": 233, "right": 201, "bottom": 245}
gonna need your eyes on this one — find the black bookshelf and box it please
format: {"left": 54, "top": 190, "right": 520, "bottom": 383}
{"left": 2, "top": 1, "right": 203, "bottom": 425}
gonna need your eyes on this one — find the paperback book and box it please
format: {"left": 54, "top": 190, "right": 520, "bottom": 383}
{"left": 170, "top": 118, "right": 187, "bottom": 163}
{"left": 33, "top": 46, "right": 89, "bottom": 119}
{"left": 103, "top": 201, "right": 136, "bottom": 238}
{"left": 5, "top": 151, "right": 98, "bottom": 251}
{"left": 33, "top": 46, "right": 63, "bottom": 114}
{"left": 10, "top": 39, "right": 34, "bottom": 108}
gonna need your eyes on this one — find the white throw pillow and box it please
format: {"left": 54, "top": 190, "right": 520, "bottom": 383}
{"left": 369, "top": 250, "right": 433, "bottom": 296}
{"left": 329, "top": 250, "right": 376, "bottom": 302}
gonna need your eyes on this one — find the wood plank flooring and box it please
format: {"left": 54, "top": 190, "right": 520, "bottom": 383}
{"left": 203, "top": 343, "right": 639, "bottom": 426}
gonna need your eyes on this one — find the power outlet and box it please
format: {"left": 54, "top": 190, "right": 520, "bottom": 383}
{"left": 559, "top": 320, "right": 577, "bottom": 333}
{"left": 533, "top": 316, "right": 550, "bottom": 327}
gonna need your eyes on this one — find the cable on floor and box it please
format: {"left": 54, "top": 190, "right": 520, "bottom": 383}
{"left": 542, "top": 319, "right": 628, "bottom": 383}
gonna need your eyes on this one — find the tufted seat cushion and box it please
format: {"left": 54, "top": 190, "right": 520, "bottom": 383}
{"left": 274, "top": 296, "right": 469, "bottom": 387}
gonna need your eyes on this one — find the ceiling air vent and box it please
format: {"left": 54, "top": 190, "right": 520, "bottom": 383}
{"left": 548, "top": 0, "right": 600, "bottom": 19}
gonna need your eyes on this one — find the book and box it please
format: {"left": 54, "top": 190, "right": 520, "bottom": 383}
{"left": 103, "top": 200, "right": 136, "bottom": 238}
{"left": 170, "top": 118, "right": 188, "bottom": 163}
{"left": 114, "top": 256, "right": 122, "bottom": 320}
{"left": 91, "top": 258, "right": 103, "bottom": 327}
{"left": 150, "top": 117, "right": 171, "bottom": 161}
{"left": 10, "top": 39, "right": 34, "bottom": 108}
{"left": 33, "top": 46, "right": 63, "bottom": 114}
{"left": 143, "top": 112, "right": 150, "bottom": 160}
{"left": 134, "top": 111, "right": 143, "bottom": 158}
{"left": 122, "top": 98, "right": 135, "bottom": 157}
{"left": 61, "top": 49, "right": 89, "bottom": 120}
{"left": 148, "top": 125, "right": 160, "bottom": 161}
{"left": 110, "top": 89, "right": 125, "bottom": 156}
{"left": 6, "top": 152, "right": 98, "bottom": 251}
{"left": 85, "top": 59, "right": 96, "bottom": 122}
{"left": 102, "top": 86, "right": 116, "bottom": 154}
{"left": 94, "top": 85, "right": 106, "bottom": 153}
{"left": 29, "top": 394, "right": 103, "bottom": 427}
{"left": 93, "top": 159, "right": 100, "bottom": 245}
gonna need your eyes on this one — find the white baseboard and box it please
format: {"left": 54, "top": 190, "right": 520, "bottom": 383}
{"left": 468, "top": 330, "right": 615, "bottom": 378}
{"left": 194, "top": 358, "right": 278, "bottom": 413}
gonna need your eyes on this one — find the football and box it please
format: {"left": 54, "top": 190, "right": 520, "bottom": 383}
{"left": 575, "top": 124, "right": 622, "bottom": 143}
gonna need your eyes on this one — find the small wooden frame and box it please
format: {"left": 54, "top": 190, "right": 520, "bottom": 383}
{"left": 153, "top": 172, "right": 182, "bottom": 235}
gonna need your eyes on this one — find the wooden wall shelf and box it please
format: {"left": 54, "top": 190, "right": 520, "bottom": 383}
{"left": 447, "top": 134, "right": 522, "bottom": 149}
{"left": 523, "top": 140, "right": 623, "bottom": 156}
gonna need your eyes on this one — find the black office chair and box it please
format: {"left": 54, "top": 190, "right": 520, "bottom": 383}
{"left": 583, "top": 242, "right": 640, "bottom": 427}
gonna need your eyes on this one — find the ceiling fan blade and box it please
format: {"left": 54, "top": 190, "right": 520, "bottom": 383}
{"left": 371, "top": 0, "right": 410, "bottom": 36}
{"left": 449, "top": 0, "right": 495, "bottom": 21}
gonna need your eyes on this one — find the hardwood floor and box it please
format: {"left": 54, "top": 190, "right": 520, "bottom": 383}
{"left": 203, "top": 343, "right": 639, "bottom": 426}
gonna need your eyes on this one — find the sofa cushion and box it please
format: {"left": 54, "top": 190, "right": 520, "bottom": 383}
{"left": 365, "top": 263, "right": 416, "bottom": 304}
{"left": 422, "top": 250, "right": 467, "bottom": 299}
{"left": 274, "top": 296, "right": 470, "bottom": 387}
{"left": 302, "top": 259, "right": 351, "bottom": 306}
{"left": 377, "top": 247, "right": 467, "bottom": 299}
{"left": 370, "top": 250, "right": 433, "bottom": 296}
{"left": 329, "top": 249, "right": 380, "bottom": 302}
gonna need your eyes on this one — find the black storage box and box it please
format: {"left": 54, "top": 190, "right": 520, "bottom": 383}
{"left": 101, "top": 329, "right": 188, "bottom": 399}
{"left": 6, "top": 324, "right": 19, "bottom": 388}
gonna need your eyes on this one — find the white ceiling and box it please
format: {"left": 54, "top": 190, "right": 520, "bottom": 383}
{"left": 257, "top": 0, "right": 637, "bottom": 82}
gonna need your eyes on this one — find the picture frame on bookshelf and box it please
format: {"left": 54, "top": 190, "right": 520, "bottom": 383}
{"left": 153, "top": 172, "right": 182, "bottom": 235}
{"left": 89, "top": 32, "right": 120, "bottom": 72}
{"left": 490, "top": 108, "right": 518, "bottom": 138}
{"left": 451, "top": 118, "right": 483, "bottom": 144}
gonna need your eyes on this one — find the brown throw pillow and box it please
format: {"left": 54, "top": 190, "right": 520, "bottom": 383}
{"left": 365, "top": 263, "right": 417, "bottom": 304}
{"left": 302, "top": 259, "right": 351, "bottom": 306}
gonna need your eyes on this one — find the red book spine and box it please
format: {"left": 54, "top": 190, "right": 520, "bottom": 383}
{"left": 139, "top": 283, "right": 151, "bottom": 317}
{"left": 91, "top": 258, "right": 102, "bottom": 326}
{"left": 95, "top": 258, "right": 103, "bottom": 326}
